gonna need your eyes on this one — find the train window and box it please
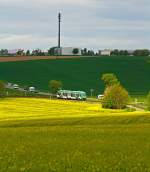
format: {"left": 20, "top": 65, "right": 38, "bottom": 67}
{"left": 63, "top": 93, "right": 67, "bottom": 96}
{"left": 76, "top": 94, "right": 79, "bottom": 97}
{"left": 71, "top": 93, "right": 75, "bottom": 97}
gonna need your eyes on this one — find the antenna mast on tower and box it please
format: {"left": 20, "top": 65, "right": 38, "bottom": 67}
{"left": 58, "top": 12, "right": 61, "bottom": 48}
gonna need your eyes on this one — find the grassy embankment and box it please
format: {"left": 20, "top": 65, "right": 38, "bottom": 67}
{"left": 0, "top": 98, "right": 150, "bottom": 171}
{"left": 0, "top": 56, "right": 150, "bottom": 96}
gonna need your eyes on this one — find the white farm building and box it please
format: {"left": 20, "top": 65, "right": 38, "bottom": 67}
{"left": 54, "top": 47, "right": 82, "bottom": 56}
{"left": 99, "top": 49, "right": 112, "bottom": 56}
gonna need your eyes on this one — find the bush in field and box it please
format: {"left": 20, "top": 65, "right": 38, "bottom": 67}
{"left": 48, "top": 47, "right": 57, "bottom": 56}
{"left": 101, "top": 73, "right": 120, "bottom": 87}
{"left": 72, "top": 48, "right": 79, "bottom": 55}
{"left": 26, "top": 50, "right": 31, "bottom": 56}
{"left": 49, "top": 80, "right": 63, "bottom": 94}
{"left": 0, "top": 80, "right": 6, "bottom": 98}
{"left": 146, "top": 92, "right": 150, "bottom": 111}
{"left": 133, "top": 49, "right": 149, "bottom": 56}
{"left": 102, "top": 84, "right": 129, "bottom": 109}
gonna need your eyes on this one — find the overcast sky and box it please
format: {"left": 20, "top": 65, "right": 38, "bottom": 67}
{"left": 0, "top": 0, "right": 150, "bottom": 50}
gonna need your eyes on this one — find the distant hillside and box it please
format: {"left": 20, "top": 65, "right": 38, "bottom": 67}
{"left": 0, "top": 56, "right": 150, "bottom": 96}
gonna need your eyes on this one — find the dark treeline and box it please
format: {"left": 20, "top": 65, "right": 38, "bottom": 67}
{"left": 0, "top": 48, "right": 149, "bottom": 56}
{"left": 0, "top": 49, "right": 9, "bottom": 56}
{"left": 0, "top": 49, "right": 47, "bottom": 56}
{"left": 81, "top": 48, "right": 95, "bottom": 56}
{"left": 111, "top": 49, "right": 150, "bottom": 56}
{"left": 111, "top": 49, "right": 129, "bottom": 56}
{"left": 133, "top": 49, "right": 149, "bottom": 56}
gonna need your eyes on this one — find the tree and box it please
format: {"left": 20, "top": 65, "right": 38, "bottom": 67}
{"left": 147, "top": 92, "right": 150, "bottom": 110}
{"left": 143, "top": 49, "right": 150, "bottom": 56}
{"left": 0, "top": 80, "right": 6, "bottom": 98}
{"left": 124, "top": 50, "right": 129, "bottom": 56}
{"left": 81, "top": 48, "right": 95, "bottom": 56}
{"left": 119, "top": 50, "right": 124, "bottom": 56}
{"left": 102, "top": 84, "right": 129, "bottom": 109}
{"left": 118, "top": 50, "right": 129, "bottom": 56}
{"left": 49, "top": 80, "right": 63, "bottom": 94}
{"left": 26, "top": 50, "right": 31, "bottom": 56}
{"left": 48, "top": 47, "right": 57, "bottom": 56}
{"left": 133, "top": 49, "right": 149, "bottom": 56}
{"left": 111, "top": 49, "right": 119, "bottom": 56}
{"left": 81, "top": 48, "right": 87, "bottom": 56}
{"left": 72, "top": 48, "right": 79, "bottom": 55}
{"left": 87, "top": 50, "right": 95, "bottom": 56}
{"left": 0, "top": 49, "right": 8, "bottom": 56}
{"left": 16, "top": 49, "right": 24, "bottom": 56}
{"left": 32, "top": 49, "right": 45, "bottom": 56}
{"left": 101, "top": 73, "right": 120, "bottom": 88}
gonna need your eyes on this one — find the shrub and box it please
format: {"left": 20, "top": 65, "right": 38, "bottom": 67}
{"left": 72, "top": 48, "right": 79, "bottom": 55}
{"left": 0, "top": 80, "right": 6, "bottom": 98}
{"left": 102, "top": 84, "right": 129, "bottom": 109}
{"left": 147, "top": 92, "right": 150, "bottom": 111}
{"left": 49, "top": 80, "right": 63, "bottom": 94}
{"left": 101, "top": 73, "right": 120, "bottom": 87}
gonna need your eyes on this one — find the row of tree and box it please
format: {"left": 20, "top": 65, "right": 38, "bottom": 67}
{"left": 81, "top": 48, "right": 95, "bottom": 56}
{"left": 0, "top": 48, "right": 150, "bottom": 56}
{"left": 111, "top": 49, "right": 129, "bottom": 56}
{"left": 16, "top": 49, "right": 46, "bottom": 56}
{"left": 0, "top": 49, "right": 8, "bottom": 55}
{"left": 111, "top": 49, "right": 150, "bottom": 56}
{"left": 0, "top": 48, "right": 80, "bottom": 56}
{"left": 0, "top": 49, "right": 47, "bottom": 56}
{"left": 133, "top": 49, "right": 150, "bottom": 56}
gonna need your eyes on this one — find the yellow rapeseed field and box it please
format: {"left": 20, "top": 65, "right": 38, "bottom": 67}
{"left": 1, "top": 98, "right": 150, "bottom": 171}
{"left": 0, "top": 98, "right": 149, "bottom": 122}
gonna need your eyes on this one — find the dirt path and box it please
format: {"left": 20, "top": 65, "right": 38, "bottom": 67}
{"left": 0, "top": 56, "right": 81, "bottom": 63}
{"left": 127, "top": 105, "right": 145, "bottom": 111}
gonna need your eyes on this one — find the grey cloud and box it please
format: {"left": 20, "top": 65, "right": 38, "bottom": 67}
{"left": 0, "top": 0, "right": 149, "bottom": 49}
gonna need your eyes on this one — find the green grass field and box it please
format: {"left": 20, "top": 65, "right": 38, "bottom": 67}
{"left": 0, "top": 56, "right": 150, "bottom": 96}
{"left": 1, "top": 98, "right": 150, "bottom": 171}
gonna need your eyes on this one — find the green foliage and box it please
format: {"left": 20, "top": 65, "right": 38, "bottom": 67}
{"left": 81, "top": 48, "right": 87, "bottom": 56}
{"left": 133, "top": 49, "right": 149, "bottom": 56}
{"left": 16, "top": 49, "right": 24, "bottom": 56}
{"left": 111, "top": 49, "right": 149, "bottom": 56}
{"left": 0, "top": 49, "right": 8, "bottom": 56}
{"left": 48, "top": 47, "right": 57, "bottom": 56}
{"left": 26, "top": 50, "right": 31, "bottom": 56}
{"left": 0, "top": 80, "right": 5, "bottom": 90}
{"left": 102, "top": 84, "right": 129, "bottom": 109}
{"left": 81, "top": 48, "right": 95, "bottom": 56}
{"left": 111, "top": 49, "right": 119, "bottom": 56}
{"left": 31, "top": 49, "right": 45, "bottom": 56}
{"left": 87, "top": 50, "right": 95, "bottom": 56}
{"left": 72, "top": 48, "right": 79, "bottom": 55}
{"left": 111, "top": 49, "right": 129, "bottom": 56}
{"left": 119, "top": 50, "right": 129, "bottom": 56}
{"left": 147, "top": 92, "right": 150, "bottom": 110}
{"left": 49, "top": 80, "right": 63, "bottom": 94}
{"left": 0, "top": 80, "right": 6, "bottom": 97}
{"left": 101, "top": 73, "right": 119, "bottom": 87}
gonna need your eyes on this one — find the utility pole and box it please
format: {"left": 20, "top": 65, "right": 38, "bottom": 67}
{"left": 58, "top": 12, "right": 61, "bottom": 48}
{"left": 90, "top": 89, "right": 94, "bottom": 97}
